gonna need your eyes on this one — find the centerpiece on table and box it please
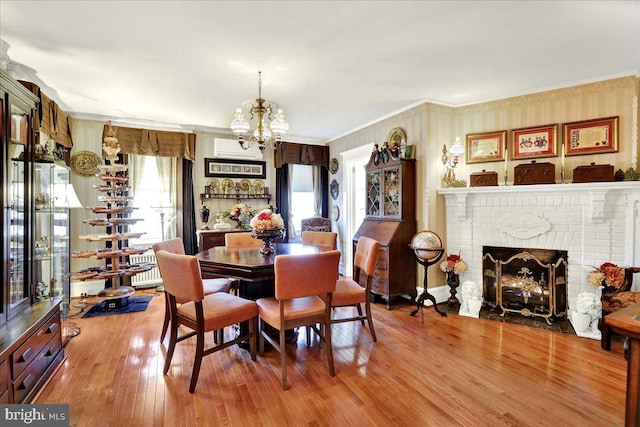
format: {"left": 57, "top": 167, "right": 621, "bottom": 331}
{"left": 439, "top": 253, "right": 467, "bottom": 306}
{"left": 250, "top": 208, "right": 285, "bottom": 255}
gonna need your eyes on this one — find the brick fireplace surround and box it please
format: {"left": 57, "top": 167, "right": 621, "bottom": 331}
{"left": 437, "top": 182, "right": 640, "bottom": 335}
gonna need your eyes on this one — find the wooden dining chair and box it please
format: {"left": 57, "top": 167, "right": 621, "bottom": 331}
{"left": 301, "top": 231, "right": 337, "bottom": 249}
{"left": 152, "top": 238, "right": 234, "bottom": 343}
{"left": 331, "top": 236, "right": 381, "bottom": 341}
{"left": 224, "top": 232, "right": 263, "bottom": 247}
{"left": 256, "top": 250, "right": 341, "bottom": 390}
{"left": 155, "top": 250, "right": 258, "bottom": 393}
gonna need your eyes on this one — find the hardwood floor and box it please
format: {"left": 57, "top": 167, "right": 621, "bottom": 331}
{"left": 37, "top": 291, "right": 628, "bottom": 426}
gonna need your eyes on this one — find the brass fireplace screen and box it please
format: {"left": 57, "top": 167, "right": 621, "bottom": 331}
{"left": 483, "top": 246, "right": 568, "bottom": 323}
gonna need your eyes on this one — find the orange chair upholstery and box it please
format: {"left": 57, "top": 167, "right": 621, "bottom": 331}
{"left": 152, "top": 238, "right": 234, "bottom": 342}
{"left": 301, "top": 231, "right": 337, "bottom": 249}
{"left": 601, "top": 266, "right": 640, "bottom": 350}
{"left": 300, "top": 217, "right": 331, "bottom": 232}
{"left": 224, "top": 232, "right": 263, "bottom": 247}
{"left": 155, "top": 250, "right": 258, "bottom": 393}
{"left": 256, "top": 250, "right": 341, "bottom": 390}
{"left": 331, "top": 236, "right": 381, "bottom": 341}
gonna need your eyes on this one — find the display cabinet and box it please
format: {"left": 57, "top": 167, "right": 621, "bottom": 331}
{"left": 1, "top": 69, "right": 64, "bottom": 403}
{"left": 354, "top": 150, "right": 417, "bottom": 309}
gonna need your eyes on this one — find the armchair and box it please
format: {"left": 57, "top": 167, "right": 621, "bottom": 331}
{"left": 601, "top": 266, "right": 640, "bottom": 350}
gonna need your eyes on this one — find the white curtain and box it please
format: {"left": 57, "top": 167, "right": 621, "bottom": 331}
{"left": 312, "top": 165, "right": 322, "bottom": 217}
{"left": 155, "top": 156, "right": 177, "bottom": 239}
{"left": 287, "top": 163, "right": 297, "bottom": 241}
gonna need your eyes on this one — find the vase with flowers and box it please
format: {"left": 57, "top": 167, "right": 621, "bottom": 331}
{"left": 439, "top": 253, "right": 467, "bottom": 306}
{"left": 228, "top": 202, "right": 255, "bottom": 229}
{"left": 250, "top": 209, "right": 285, "bottom": 255}
{"left": 587, "top": 262, "right": 625, "bottom": 294}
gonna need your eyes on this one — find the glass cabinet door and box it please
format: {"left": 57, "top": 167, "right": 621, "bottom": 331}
{"left": 51, "top": 165, "right": 71, "bottom": 321}
{"left": 8, "top": 104, "right": 30, "bottom": 315}
{"left": 366, "top": 171, "right": 381, "bottom": 217}
{"left": 34, "top": 163, "right": 54, "bottom": 302}
{"left": 383, "top": 167, "right": 401, "bottom": 217}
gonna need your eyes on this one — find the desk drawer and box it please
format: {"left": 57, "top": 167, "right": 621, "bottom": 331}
{"left": 0, "top": 358, "right": 8, "bottom": 397}
{"left": 11, "top": 312, "right": 61, "bottom": 379}
{"left": 12, "top": 333, "right": 62, "bottom": 403}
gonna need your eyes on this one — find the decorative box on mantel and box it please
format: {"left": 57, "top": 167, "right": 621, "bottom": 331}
{"left": 572, "top": 163, "right": 614, "bottom": 183}
{"left": 514, "top": 160, "right": 555, "bottom": 185}
{"left": 470, "top": 170, "right": 498, "bottom": 187}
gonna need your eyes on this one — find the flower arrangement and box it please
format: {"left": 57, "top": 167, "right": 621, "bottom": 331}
{"left": 587, "top": 262, "right": 624, "bottom": 289}
{"left": 228, "top": 202, "right": 253, "bottom": 219}
{"left": 440, "top": 254, "right": 467, "bottom": 274}
{"left": 250, "top": 209, "right": 284, "bottom": 233}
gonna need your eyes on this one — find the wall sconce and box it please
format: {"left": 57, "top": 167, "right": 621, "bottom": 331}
{"left": 441, "top": 137, "right": 467, "bottom": 187}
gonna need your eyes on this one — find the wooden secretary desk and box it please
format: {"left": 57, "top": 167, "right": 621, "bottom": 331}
{"left": 353, "top": 150, "right": 416, "bottom": 309}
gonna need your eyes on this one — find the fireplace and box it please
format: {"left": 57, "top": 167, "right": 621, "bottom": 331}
{"left": 483, "top": 246, "right": 567, "bottom": 323}
{"left": 437, "top": 182, "right": 640, "bottom": 335}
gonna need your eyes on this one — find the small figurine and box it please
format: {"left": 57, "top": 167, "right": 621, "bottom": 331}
{"left": 624, "top": 167, "right": 638, "bottom": 181}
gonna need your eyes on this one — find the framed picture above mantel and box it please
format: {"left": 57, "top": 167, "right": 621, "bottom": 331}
{"left": 563, "top": 116, "right": 619, "bottom": 156}
{"left": 466, "top": 130, "right": 507, "bottom": 163}
{"left": 204, "top": 158, "right": 266, "bottom": 179}
{"left": 511, "top": 124, "right": 558, "bottom": 160}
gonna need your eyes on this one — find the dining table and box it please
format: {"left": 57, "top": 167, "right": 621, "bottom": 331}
{"left": 196, "top": 242, "right": 336, "bottom": 345}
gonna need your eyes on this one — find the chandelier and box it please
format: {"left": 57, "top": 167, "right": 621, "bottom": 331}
{"left": 230, "top": 71, "right": 289, "bottom": 151}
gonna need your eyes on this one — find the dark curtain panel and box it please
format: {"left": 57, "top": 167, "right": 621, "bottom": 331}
{"left": 275, "top": 165, "right": 290, "bottom": 243}
{"left": 181, "top": 158, "right": 197, "bottom": 254}
{"left": 321, "top": 166, "right": 329, "bottom": 218}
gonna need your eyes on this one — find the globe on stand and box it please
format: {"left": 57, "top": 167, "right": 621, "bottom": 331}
{"left": 409, "top": 230, "right": 446, "bottom": 317}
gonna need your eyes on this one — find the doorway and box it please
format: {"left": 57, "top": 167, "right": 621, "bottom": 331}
{"left": 342, "top": 145, "right": 371, "bottom": 276}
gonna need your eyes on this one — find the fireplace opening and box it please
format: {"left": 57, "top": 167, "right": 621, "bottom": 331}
{"left": 482, "top": 246, "right": 568, "bottom": 324}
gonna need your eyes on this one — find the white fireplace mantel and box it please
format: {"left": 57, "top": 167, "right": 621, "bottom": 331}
{"left": 437, "top": 181, "right": 640, "bottom": 328}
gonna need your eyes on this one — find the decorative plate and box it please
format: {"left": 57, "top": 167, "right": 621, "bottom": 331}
{"left": 239, "top": 179, "right": 252, "bottom": 192}
{"left": 330, "top": 179, "right": 339, "bottom": 200}
{"left": 253, "top": 179, "right": 264, "bottom": 194}
{"left": 329, "top": 158, "right": 339, "bottom": 174}
{"left": 206, "top": 178, "right": 220, "bottom": 193}
{"left": 387, "top": 127, "right": 406, "bottom": 147}
{"left": 71, "top": 151, "right": 102, "bottom": 176}
{"left": 221, "top": 178, "right": 234, "bottom": 194}
{"left": 331, "top": 205, "right": 340, "bottom": 221}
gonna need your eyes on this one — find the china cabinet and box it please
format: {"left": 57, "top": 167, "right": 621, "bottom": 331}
{"left": 353, "top": 150, "right": 416, "bottom": 309}
{"left": 1, "top": 69, "right": 65, "bottom": 403}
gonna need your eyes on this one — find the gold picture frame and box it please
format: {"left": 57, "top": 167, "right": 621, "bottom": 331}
{"left": 466, "top": 130, "right": 507, "bottom": 163}
{"left": 511, "top": 124, "right": 558, "bottom": 160}
{"left": 562, "top": 116, "right": 619, "bottom": 156}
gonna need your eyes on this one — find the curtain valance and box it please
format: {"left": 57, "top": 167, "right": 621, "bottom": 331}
{"left": 20, "top": 81, "right": 73, "bottom": 148}
{"left": 102, "top": 125, "right": 196, "bottom": 161}
{"left": 274, "top": 142, "right": 329, "bottom": 168}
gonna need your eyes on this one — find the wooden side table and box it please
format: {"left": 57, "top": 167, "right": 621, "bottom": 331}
{"left": 604, "top": 302, "right": 640, "bottom": 427}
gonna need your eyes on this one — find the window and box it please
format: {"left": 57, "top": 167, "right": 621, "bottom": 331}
{"left": 289, "top": 164, "right": 316, "bottom": 241}
{"left": 128, "top": 155, "right": 176, "bottom": 246}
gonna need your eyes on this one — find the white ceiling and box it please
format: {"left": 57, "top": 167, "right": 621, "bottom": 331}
{"left": 1, "top": 1, "right": 639, "bottom": 144}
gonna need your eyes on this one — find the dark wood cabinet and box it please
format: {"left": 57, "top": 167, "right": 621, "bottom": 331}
{"left": 353, "top": 152, "right": 416, "bottom": 309}
{"left": 1, "top": 69, "right": 64, "bottom": 403}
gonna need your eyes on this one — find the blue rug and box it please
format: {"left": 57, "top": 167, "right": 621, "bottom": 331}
{"left": 82, "top": 296, "right": 153, "bottom": 318}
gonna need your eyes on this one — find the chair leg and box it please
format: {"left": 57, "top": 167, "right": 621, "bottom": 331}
{"left": 356, "top": 304, "right": 365, "bottom": 326}
{"left": 249, "top": 317, "right": 257, "bottom": 361}
{"left": 305, "top": 326, "right": 311, "bottom": 347}
{"left": 324, "top": 317, "right": 335, "bottom": 377}
{"left": 258, "top": 318, "right": 265, "bottom": 356}
{"left": 163, "top": 316, "right": 179, "bottom": 374}
{"left": 601, "top": 321, "right": 612, "bottom": 351}
{"left": 189, "top": 328, "right": 205, "bottom": 393}
{"left": 213, "top": 328, "right": 225, "bottom": 345}
{"left": 160, "top": 292, "right": 170, "bottom": 342}
{"left": 365, "top": 299, "right": 377, "bottom": 342}
{"left": 280, "top": 326, "right": 288, "bottom": 390}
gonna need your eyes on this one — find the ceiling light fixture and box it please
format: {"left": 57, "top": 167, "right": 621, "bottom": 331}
{"left": 230, "top": 71, "right": 288, "bottom": 152}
